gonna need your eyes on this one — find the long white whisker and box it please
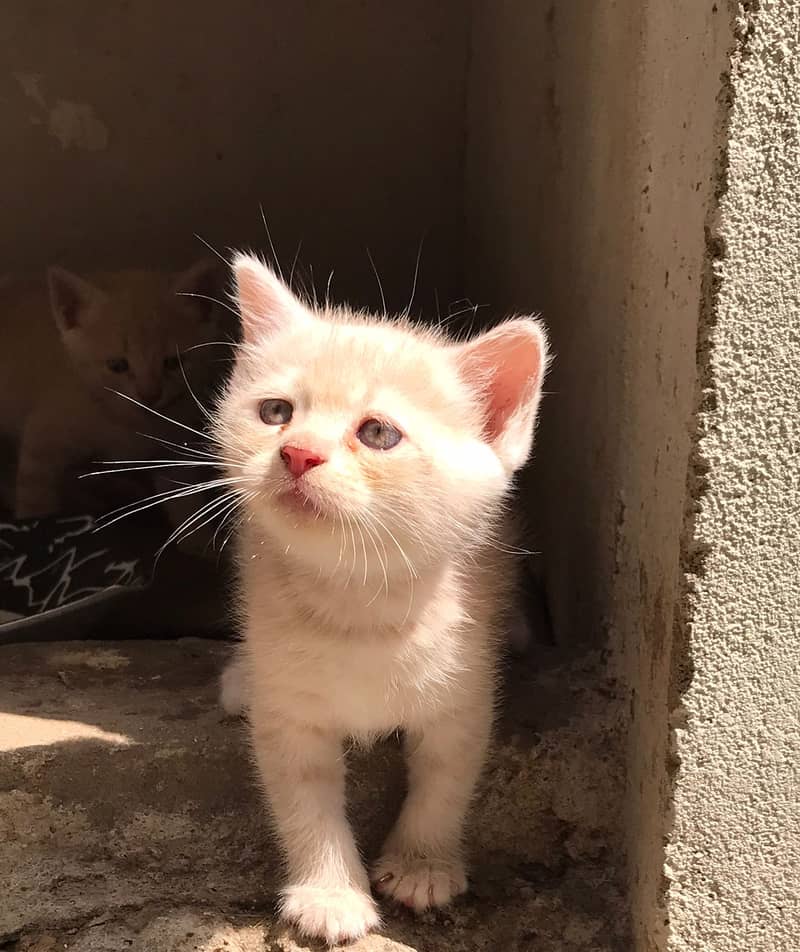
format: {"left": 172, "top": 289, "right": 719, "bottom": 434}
{"left": 192, "top": 233, "right": 231, "bottom": 267}
{"left": 366, "top": 247, "right": 387, "bottom": 316}
{"left": 308, "top": 263, "right": 319, "bottom": 308}
{"left": 107, "top": 389, "right": 209, "bottom": 441}
{"left": 360, "top": 515, "right": 389, "bottom": 606}
{"left": 176, "top": 348, "right": 215, "bottom": 424}
{"left": 289, "top": 240, "right": 303, "bottom": 291}
{"left": 176, "top": 291, "right": 238, "bottom": 318}
{"left": 353, "top": 517, "right": 369, "bottom": 586}
{"left": 367, "top": 511, "right": 418, "bottom": 581}
{"left": 96, "top": 476, "right": 248, "bottom": 530}
{"left": 259, "top": 204, "right": 284, "bottom": 281}
{"left": 158, "top": 494, "right": 232, "bottom": 561}
{"left": 403, "top": 235, "right": 425, "bottom": 317}
{"left": 156, "top": 489, "right": 241, "bottom": 563}
{"left": 183, "top": 340, "right": 241, "bottom": 353}
{"left": 218, "top": 491, "right": 258, "bottom": 556}
{"left": 81, "top": 460, "right": 225, "bottom": 479}
{"left": 212, "top": 490, "right": 252, "bottom": 550}
{"left": 343, "top": 513, "right": 357, "bottom": 588}
{"left": 137, "top": 432, "right": 242, "bottom": 467}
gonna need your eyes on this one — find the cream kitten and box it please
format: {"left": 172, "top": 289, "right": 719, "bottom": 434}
{"left": 214, "top": 254, "right": 548, "bottom": 945}
{"left": 0, "top": 262, "right": 223, "bottom": 518}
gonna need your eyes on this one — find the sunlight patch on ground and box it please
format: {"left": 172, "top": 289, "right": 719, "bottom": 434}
{"left": 0, "top": 712, "right": 133, "bottom": 751}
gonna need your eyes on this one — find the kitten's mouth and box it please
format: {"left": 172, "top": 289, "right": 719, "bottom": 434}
{"left": 277, "top": 484, "right": 322, "bottom": 517}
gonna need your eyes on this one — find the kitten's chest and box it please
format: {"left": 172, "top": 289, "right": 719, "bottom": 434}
{"left": 252, "top": 625, "right": 469, "bottom": 736}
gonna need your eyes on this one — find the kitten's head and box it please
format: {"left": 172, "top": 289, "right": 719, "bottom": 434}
{"left": 215, "top": 254, "right": 548, "bottom": 577}
{"left": 48, "top": 260, "right": 224, "bottom": 412}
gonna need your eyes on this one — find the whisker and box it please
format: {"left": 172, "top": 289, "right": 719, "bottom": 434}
{"left": 106, "top": 389, "right": 209, "bottom": 442}
{"left": 81, "top": 460, "right": 225, "bottom": 479}
{"left": 137, "top": 432, "right": 220, "bottom": 462}
{"left": 366, "top": 247, "right": 387, "bottom": 316}
{"left": 308, "top": 263, "right": 319, "bottom": 308}
{"left": 259, "top": 204, "right": 285, "bottom": 281}
{"left": 176, "top": 291, "right": 238, "bottom": 318}
{"left": 176, "top": 348, "right": 215, "bottom": 425}
{"left": 403, "top": 235, "right": 426, "bottom": 317}
{"left": 343, "top": 513, "right": 357, "bottom": 588}
{"left": 444, "top": 302, "right": 487, "bottom": 325}
{"left": 183, "top": 339, "right": 241, "bottom": 353}
{"left": 136, "top": 432, "right": 248, "bottom": 472}
{"left": 289, "top": 240, "right": 303, "bottom": 292}
{"left": 352, "top": 517, "right": 369, "bottom": 586}
{"left": 193, "top": 233, "right": 231, "bottom": 266}
{"left": 212, "top": 490, "right": 253, "bottom": 550}
{"left": 218, "top": 491, "right": 258, "bottom": 556}
{"left": 95, "top": 476, "right": 249, "bottom": 530}
{"left": 156, "top": 489, "right": 242, "bottom": 564}
{"left": 367, "top": 510, "right": 418, "bottom": 581}
{"left": 359, "top": 515, "right": 389, "bottom": 606}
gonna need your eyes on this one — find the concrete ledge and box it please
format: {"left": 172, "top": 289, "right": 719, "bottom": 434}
{"left": 2, "top": 639, "right": 626, "bottom": 951}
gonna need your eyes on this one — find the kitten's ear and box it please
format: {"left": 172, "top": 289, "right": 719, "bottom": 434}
{"left": 232, "top": 253, "right": 307, "bottom": 342}
{"left": 171, "top": 258, "right": 224, "bottom": 320}
{"left": 47, "top": 267, "right": 104, "bottom": 332}
{"left": 455, "top": 317, "right": 549, "bottom": 472}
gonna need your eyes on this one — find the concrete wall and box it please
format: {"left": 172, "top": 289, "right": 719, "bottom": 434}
{"left": 0, "top": 1, "right": 467, "bottom": 311}
{"left": 667, "top": 2, "right": 800, "bottom": 949}
{"left": 465, "top": 1, "right": 734, "bottom": 948}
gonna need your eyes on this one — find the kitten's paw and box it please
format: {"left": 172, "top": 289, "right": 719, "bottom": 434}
{"left": 219, "top": 657, "right": 247, "bottom": 716}
{"left": 371, "top": 854, "right": 467, "bottom": 912}
{"left": 280, "top": 883, "right": 380, "bottom": 945}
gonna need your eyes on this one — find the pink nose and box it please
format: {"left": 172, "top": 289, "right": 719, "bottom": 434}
{"left": 280, "top": 445, "right": 326, "bottom": 478}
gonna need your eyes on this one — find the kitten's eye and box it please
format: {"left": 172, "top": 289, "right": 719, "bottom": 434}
{"left": 259, "top": 398, "right": 293, "bottom": 425}
{"left": 107, "top": 358, "right": 129, "bottom": 374}
{"left": 357, "top": 418, "right": 403, "bottom": 450}
{"left": 163, "top": 355, "right": 180, "bottom": 372}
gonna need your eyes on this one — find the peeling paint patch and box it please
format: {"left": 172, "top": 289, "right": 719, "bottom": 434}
{"left": 47, "top": 100, "right": 109, "bottom": 151}
{"left": 13, "top": 71, "right": 46, "bottom": 108}
{"left": 12, "top": 72, "right": 109, "bottom": 151}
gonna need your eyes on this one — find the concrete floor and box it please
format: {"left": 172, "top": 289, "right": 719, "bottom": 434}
{"left": 0, "top": 639, "right": 627, "bottom": 952}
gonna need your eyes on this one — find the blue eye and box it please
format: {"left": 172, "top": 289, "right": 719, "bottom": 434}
{"left": 107, "top": 358, "right": 129, "bottom": 374}
{"left": 357, "top": 418, "right": 403, "bottom": 450}
{"left": 259, "top": 399, "right": 293, "bottom": 425}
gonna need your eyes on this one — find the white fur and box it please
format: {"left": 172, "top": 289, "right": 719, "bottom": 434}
{"left": 214, "top": 255, "right": 547, "bottom": 945}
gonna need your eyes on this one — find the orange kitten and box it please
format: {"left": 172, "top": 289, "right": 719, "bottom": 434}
{"left": 0, "top": 262, "right": 223, "bottom": 518}
{"left": 214, "top": 254, "right": 548, "bottom": 945}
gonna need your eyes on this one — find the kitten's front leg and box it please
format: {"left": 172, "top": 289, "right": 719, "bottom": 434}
{"left": 248, "top": 700, "right": 379, "bottom": 944}
{"left": 372, "top": 690, "right": 492, "bottom": 912}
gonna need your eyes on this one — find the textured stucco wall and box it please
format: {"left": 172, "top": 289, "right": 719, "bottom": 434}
{"left": 667, "top": 2, "right": 800, "bottom": 949}
{"left": 0, "top": 1, "right": 466, "bottom": 310}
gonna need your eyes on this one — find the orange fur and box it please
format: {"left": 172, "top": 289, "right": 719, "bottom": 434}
{"left": 0, "top": 262, "right": 224, "bottom": 517}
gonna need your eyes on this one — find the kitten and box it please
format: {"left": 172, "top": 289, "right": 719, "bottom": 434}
{"left": 214, "top": 254, "right": 548, "bottom": 945}
{"left": 0, "top": 261, "right": 224, "bottom": 518}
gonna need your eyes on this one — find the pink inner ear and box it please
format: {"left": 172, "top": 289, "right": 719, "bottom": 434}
{"left": 458, "top": 322, "right": 544, "bottom": 443}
